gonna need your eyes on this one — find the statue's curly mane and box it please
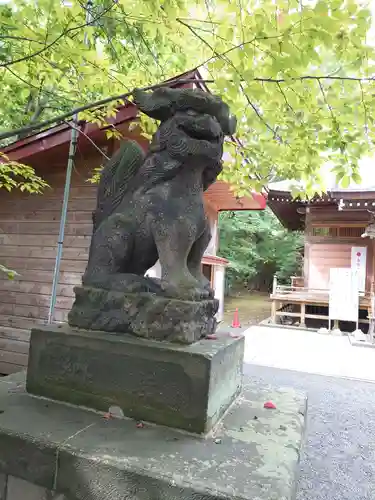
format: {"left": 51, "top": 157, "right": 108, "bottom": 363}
{"left": 93, "top": 140, "right": 145, "bottom": 230}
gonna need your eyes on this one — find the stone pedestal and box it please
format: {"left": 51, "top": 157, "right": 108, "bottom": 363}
{"left": 68, "top": 286, "right": 219, "bottom": 344}
{"left": 0, "top": 372, "right": 307, "bottom": 500}
{"left": 26, "top": 325, "right": 244, "bottom": 434}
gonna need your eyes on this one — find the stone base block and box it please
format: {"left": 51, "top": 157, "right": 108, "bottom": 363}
{"left": 68, "top": 286, "right": 219, "bottom": 344}
{"left": 0, "top": 372, "right": 307, "bottom": 500}
{"left": 26, "top": 325, "right": 244, "bottom": 434}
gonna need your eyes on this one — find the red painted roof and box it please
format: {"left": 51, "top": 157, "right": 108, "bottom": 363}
{"left": 202, "top": 255, "right": 229, "bottom": 266}
{"left": 205, "top": 181, "right": 266, "bottom": 211}
{"left": 2, "top": 101, "right": 138, "bottom": 162}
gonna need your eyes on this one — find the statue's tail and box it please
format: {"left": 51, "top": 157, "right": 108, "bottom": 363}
{"left": 93, "top": 140, "right": 145, "bottom": 230}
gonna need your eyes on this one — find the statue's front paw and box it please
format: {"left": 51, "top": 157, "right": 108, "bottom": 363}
{"left": 160, "top": 280, "right": 212, "bottom": 301}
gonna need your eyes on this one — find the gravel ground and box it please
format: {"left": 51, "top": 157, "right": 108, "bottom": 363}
{"left": 243, "top": 363, "right": 375, "bottom": 500}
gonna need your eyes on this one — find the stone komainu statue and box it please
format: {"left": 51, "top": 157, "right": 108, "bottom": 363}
{"left": 68, "top": 87, "right": 237, "bottom": 343}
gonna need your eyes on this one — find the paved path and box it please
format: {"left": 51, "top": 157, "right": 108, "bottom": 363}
{"left": 243, "top": 325, "right": 375, "bottom": 382}
{"left": 243, "top": 363, "right": 375, "bottom": 500}
{"left": 242, "top": 326, "right": 375, "bottom": 499}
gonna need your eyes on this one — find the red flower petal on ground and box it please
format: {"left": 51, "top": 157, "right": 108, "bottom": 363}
{"left": 264, "top": 401, "right": 277, "bottom": 409}
{"left": 206, "top": 334, "right": 218, "bottom": 340}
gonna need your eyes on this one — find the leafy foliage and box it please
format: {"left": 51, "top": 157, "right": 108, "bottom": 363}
{"left": 0, "top": 263, "right": 19, "bottom": 280}
{"left": 0, "top": 0, "right": 374, "bottom": 193}
{"left": 218, "top": 209, "right": 303, "bottom": 292}
{"left": 0, "top": 153, "right": 48, "bottom": 193}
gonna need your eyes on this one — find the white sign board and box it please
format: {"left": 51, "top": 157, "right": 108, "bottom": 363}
{"left": 351, "top": 246, "right": 367, "bottom": 292}
{"left": 329, "top": 268, "right": 359, "bottom": 322}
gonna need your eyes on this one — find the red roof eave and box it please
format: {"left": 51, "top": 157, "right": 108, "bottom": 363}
{"left": 2, "top": 103, "right": 139, "bottom": 162}
{"left": 253, "top": 191, "right": 267, "bottom": 210}
{"left": 202, "top": 254, "right": 229, "bottom": 266}
{"left": 2, "top": 69, "right": 199, "bottom": 162}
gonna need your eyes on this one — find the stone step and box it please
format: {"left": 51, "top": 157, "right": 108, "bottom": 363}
{"left": 0, "top": 371, "right": 307, "bottom": 500}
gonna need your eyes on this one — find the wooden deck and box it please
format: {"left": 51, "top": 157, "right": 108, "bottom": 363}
{"left": 270, "top": 281, "right": 372, "bottom": 328}
{"left": 271, "top": 289, "right": 371, "bottom": 308}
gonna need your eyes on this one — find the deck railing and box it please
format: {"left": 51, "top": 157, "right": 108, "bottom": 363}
{"left": 273, "top": 285, "right": 329, "bottom": 295}
{"left": 272, "top": 275, "right": 371, "bottom": 300}
{"left": 270, "top": 274, "right": 374, "bottom": 331}
{"left": 272, "top": 275, "right": 328, "bottom": 298}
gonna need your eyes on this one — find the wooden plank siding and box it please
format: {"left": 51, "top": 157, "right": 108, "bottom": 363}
{"left": 0, "top": 156, "right": 97, "bottom": 373}
{"left": 308, "top": 243, "right": 354, "bottom": 289}
{"left": 304, "top": 206, "right": 373, "bottom": 291}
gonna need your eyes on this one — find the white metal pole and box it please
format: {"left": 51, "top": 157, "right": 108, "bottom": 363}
{"left": 47, "top": 0, "right": 93, "bottom": 323}
{"left": 48, "top": 118, "right": 78, "bottom": 323}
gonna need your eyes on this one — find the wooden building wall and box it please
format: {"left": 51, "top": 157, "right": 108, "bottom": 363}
{"left": 304, "top": 205, "right": 374, "bottom": 291}
{"left": 0, "top": 154, "right": 220, "bottom": 374}
{"left": 0, "top": 156, "right": 96, "bottom": 373}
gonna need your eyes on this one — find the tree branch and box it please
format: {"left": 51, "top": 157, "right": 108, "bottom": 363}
{"left": 0, "top": 77, "right": 209, "bottom": 143}
{"left": 317, "top": 80, "right": 336, "bottom": 123}
{"left": 359, "top": 81, "right": 369, "bottom": 137}
{"left": 276, "top": 82, "right": 296, "bottom": 115}
{"left": 252, "top": 75, "right": 375, "bottom": 83}
{"left": 0, "top": 1, "right": 118, "bottom": 68}
{"left": 5, "top": 66, "right": 76, "bottom": 105}
{"left": 0, "top": 35, "right": 44, "bottom": 44}
{"left": 178, "top": 18, "right": 280, "bottom": 138}
{"left": 317, "top": 80, "right": 349, "bottom": 163}
{"left": 63, "top": 120, "right": 110, "bottom": 160}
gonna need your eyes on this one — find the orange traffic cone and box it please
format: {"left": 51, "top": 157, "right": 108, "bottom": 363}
{"left": 231, "top": 308, "right": 241, "bottom": 328}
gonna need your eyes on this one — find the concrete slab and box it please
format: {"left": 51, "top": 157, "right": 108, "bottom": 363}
{"left": 348, "top": 334, "right": 375, "bottom": 349}
{"left": 244, "top": 325, "right": 375, "bottom": 382}
{"left": 0, "top": 372, "right": 307, "bottom": 500}
{"left": 0, "top": 373, "right": 99, "bottom": 490}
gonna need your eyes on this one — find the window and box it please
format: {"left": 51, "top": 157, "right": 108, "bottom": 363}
{"left": 311, "top": 227, "right": 337, "bottom": 237}
{"left": 338, "top": 227, "right": 365, "bottom": 238}
{"left": 310, "top": 226, "right": 366, "bottom": 238}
